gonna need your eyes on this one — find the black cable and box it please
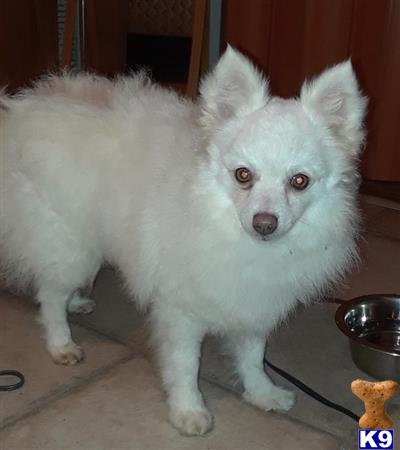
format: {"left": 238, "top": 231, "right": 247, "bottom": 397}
{"left": 264, "top": 357, "right": 360, "bottom": 423}
{"left": 0, "top": 370, "right": 25, "bottom": 391}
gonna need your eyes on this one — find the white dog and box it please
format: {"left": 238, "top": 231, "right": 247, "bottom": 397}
{"left": 0, "top": 47, "right": 366, "bottom": 435}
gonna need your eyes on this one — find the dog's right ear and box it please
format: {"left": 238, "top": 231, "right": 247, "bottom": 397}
{"left": 199, "top": 46, "right": 269, "bottom": 133}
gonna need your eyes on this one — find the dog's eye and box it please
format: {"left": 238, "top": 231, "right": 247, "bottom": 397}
{"left": 290, "top": 173, "right": 309, "bottom": 190}
{"left": 235, "top": 167, "right": 252, "bottom": 184}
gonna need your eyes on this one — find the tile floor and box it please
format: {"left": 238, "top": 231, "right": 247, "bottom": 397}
{"left": 1, "top": 195, "right": 399, "bottom": 450}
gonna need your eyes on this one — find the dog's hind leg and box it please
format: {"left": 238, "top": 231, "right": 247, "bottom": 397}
{"left": 67, "top": 291, "right": 96, "bottom": 314}
{"left": 36, "top": 253, "right": 100, "bottom": 365}
{"left": 38, "top": 284, "right": 84, "bottom": 365}
{"left": 37, "top": 253, "right": 100, "bottom": 365}
{"left": 67, "top": 269, "right": 99, "bottom": 314}
{"left": 3, "top": 172, "right": 101, "bottom": 364}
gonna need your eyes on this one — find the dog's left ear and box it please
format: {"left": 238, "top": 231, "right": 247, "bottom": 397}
{"left": 200, "top": 46, "right": 269, "bottom": 133}
{"left": 301, "top": 61, "right": 367, "bottom": 155}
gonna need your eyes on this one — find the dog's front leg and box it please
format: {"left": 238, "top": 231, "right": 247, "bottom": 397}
{"left": 152, "top": 310, "right": 213, "bottom": 435}
{"left": 229, "top": 333, "right": 295, "bottom": 412}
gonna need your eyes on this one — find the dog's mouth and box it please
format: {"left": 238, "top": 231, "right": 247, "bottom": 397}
{"left": 250, "top": 232, "right": 278, "bottom": 243}
{"left": 261, "top": 235, "right": 273, "bottom": 242}
{"left": 252, "top": 226, "right": 293, "bottom": 243}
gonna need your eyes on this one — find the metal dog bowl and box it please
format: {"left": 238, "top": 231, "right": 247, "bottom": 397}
{"left": 335, "top": 294, "right": 400, "bottom": 381}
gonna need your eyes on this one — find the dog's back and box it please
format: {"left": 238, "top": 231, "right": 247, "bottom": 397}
{"left": 0, "top": 73, "right": 196, "bottom": 291}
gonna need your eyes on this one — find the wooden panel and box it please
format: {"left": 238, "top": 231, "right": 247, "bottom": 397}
{"left": 300, "top": 0, "right": 353, "bottom": 76}
{"left": 268, "top": 0, "right": 353, "bottom": 97}
{"left": 375, "top": 1, "right": 400, "bottom": 181}
{"left": 187, "top": 0, "right": 207, "bottom": 98}
{"left": 222, "top": 0, "right": 273, "bottom": 71}
{"left": 349, "top": 0, "right": 392, "bottom": 179}
{"left": 224, "top": 0, "right": 353, "bottom": 97}
{"left": 351, "top": 0, "right": 400, "bottom": 181}
{"left": 61, "top": 0, "right": 78, "bottom": 68}
{"left": 84, "top": 0, "right": 128, "bottom": 76}
{"left": 0, "top": 0, "right": 57, "bottom": 90}
{"left": 267, "top": 0, "right": 308, "bottom": 96}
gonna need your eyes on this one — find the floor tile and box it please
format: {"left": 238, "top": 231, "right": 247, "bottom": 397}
{"left": 0, "top": 292, "right": 134, "bottom": 429}
{"left": 0, "top": 358, "right": 341, "bottom": 450}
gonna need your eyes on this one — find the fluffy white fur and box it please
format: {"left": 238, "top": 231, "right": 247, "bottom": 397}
{"left": 0, "top": 47, "right": 366, "bottom": 435}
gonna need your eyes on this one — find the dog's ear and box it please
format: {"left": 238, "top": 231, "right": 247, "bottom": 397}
{"left": 199, "top": 46, "right": 269, "bottom": 133}
{"left": 300, "top": 61, "right": 367, "bottom": 155}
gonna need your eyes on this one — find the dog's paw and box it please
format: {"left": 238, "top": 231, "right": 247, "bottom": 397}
{"left": 170, "top": 408, "right": 213, "bottom": 436}
{"left": 244, "top": 386, "right": 295, "bottom": 412}
{"left": 67, "top": 296, "right": 96, "bottom": 314}
{"left": 49, "top": 342, "right": 84, "bottom": 366}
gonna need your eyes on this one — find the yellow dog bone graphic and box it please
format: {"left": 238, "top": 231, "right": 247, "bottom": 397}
{"left": 351, "top": 379, "right": 399, "bottom": 429}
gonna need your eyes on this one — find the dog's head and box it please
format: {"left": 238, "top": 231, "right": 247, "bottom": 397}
{"left": 199, "top": 47, "right": 367, "bottom": 241}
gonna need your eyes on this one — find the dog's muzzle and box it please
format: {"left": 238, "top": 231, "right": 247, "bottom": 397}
{"left": 252, "top": 213, "right": 278, "bottom": 237}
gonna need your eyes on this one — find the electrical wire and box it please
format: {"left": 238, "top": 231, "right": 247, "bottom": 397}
{"left": 264, "top": 357, "right": 360, "bottom": 423}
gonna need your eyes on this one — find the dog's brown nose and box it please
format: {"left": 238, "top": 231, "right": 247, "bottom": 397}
{"left": 252, "top": 213, "right": 278, "bottom": 236}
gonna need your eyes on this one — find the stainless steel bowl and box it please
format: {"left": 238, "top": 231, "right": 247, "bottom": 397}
{"left": 335, "top": 294, "right": 400, "bottom": 381}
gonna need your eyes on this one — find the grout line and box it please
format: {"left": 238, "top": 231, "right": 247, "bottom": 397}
{"left": 1, "top": 352, "right": 347, "bottom": 448}
{"left": 0, "top": 352, "right": 137, "bottom": 432}
{"left": 200, "top": 373, "right": 345, "bottom": 447}
{"left": 70, "top": 317, "right": 146, "bottom": 354}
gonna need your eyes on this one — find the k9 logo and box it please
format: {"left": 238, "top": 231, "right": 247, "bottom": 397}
{"left": 358, "top": 429, "right": 394, "bottom": 449}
